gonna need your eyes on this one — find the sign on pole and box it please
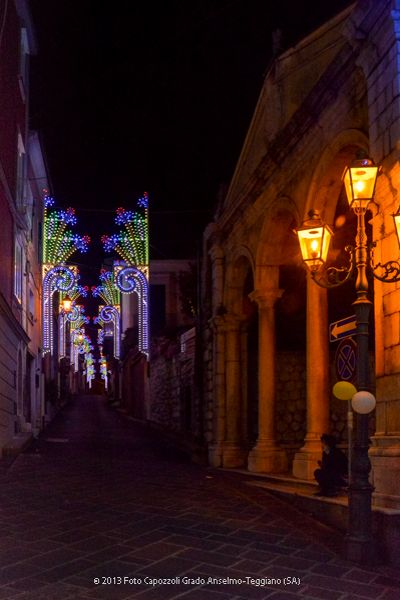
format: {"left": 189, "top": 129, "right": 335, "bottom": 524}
{"left": 329, "top": 314, "right": 357, "bottom": 342}
{"left": 335, "top": 338, "right": 357, "bottom": 382}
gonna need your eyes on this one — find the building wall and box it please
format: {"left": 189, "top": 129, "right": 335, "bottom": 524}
{"left": 202, "top": 0, "right": 400, "bottom": 506}
{"left": 149, "top": 328, "right": 200, "bottom": 450}
{"left": 0, "top": 1, "right": 45, "bottom": 452}
{"left": 120, "top": 259, "right": 196, "bottom": 425}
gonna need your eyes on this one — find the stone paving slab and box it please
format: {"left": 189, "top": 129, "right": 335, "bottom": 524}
{"left": 0, "top": 395, "right": 399, "bottom": 599}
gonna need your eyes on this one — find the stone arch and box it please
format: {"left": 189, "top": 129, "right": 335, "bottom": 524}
{"left": 222, "top": 248, "right": 259, "bottom": 458}
{"left": 304, "top": 128, "right": 370, "bottom": 224}
{"left": 255, "top": 196, "right": 300, "bottom": 287}
{"left": 224, "top": 246, "right": 255, "bottom": 315}
{"left": 299, "top": 129, "right": 374, "bottom": 449}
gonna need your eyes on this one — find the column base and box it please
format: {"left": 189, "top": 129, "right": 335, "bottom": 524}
{"left": 208, "top": 443, "right": 223, "bottom": 467}
{"left": 292, "top": 438, "right": 322, "bottom": 480}
{"left": 247, "top": 442, "right": 288, "bottom": 473}
{"left": 370, "top": 435, "right": 400, "bottom": 508}
{"left": 221, "top": 442, "right": 247, "bottom": 468}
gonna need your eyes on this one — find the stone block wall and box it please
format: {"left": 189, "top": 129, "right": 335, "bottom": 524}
{"left": 149, "top": 350, "right": 180, "bottom": 432}
{"left": 149, "top": 332, "right": 200, "bottom": 439}
{"left": 276, "top": 352, "right": 307, "bottom": 447}
{"left": 203, "top": 324, "right": 214, "bottom": 444}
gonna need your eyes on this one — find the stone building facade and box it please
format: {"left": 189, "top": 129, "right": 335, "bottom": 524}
{"left": 202, "top": 0, "right": 400, "bottom": 509}
{"left": 0, "top": 1, "right": 48, "bottom": 454}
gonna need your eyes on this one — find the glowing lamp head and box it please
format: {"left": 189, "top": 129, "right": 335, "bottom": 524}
{"left": 62, "top": 295, "right": 72, "bottom": 313}
{"left": 296, "top": 210, "right": 332, "bottom": 272}
{"left": 343, "top": 157, "right": 379, "bottom": 210}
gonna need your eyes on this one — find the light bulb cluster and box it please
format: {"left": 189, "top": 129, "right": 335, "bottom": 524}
{"left": 95, "top": 305, "right": 121, "bottom": 359}
{"left": 101, "top": 193, "right": 149, "bottom": 267}
{"left": 43, "top": 196, "right": 91, "bottom": 264}
{"left": 91, "top": 270, "right": 120, "bottom": 306}
{"left": 99, "top": 356, "right": 108, "bottom": 389}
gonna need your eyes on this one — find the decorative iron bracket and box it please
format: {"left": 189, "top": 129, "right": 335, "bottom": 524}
{"left": 370, "top": 242, "right": 400, "bottom": 282}
{"left": 310, "top": 245, "right": 356, "bottom": 289}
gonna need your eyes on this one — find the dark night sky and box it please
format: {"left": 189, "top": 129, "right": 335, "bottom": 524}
{"left": 29, "top": 0, "right": 352, "bottom": 269}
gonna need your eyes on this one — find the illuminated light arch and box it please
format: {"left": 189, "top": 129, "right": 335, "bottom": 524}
{"left": 85, "top": 352, "right": 95, "bottom": 388}
{"left": 98, "top": 305, "right": 121, "bottom": 359}
{"left": 99, "top": 355, "right": 108, "bottom": 390}
{"left": 59, "top": 306, "right": 88, "bottom": 361}
{"left": 101, "top": 193, "right": 149, "bottom": 358}
{"left": 43, "top": 266, "right": 76, "bottom": 355}
{"left": 59, "top": 305, "right": 79, "bottom": 360}
{"left": 115, "top": 265, "right": 149, "bottom": 355}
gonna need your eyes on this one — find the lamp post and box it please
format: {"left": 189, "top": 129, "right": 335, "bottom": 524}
{"left": 297, "top": 156, "right": 400, "bottom": 564}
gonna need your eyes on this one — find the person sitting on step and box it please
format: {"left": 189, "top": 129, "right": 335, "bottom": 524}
{"left": 314, "top": 433, "right": 348, "bottom": 497}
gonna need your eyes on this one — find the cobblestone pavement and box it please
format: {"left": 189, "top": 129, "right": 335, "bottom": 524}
{"left": 0, "top": 395, "right": 399, "bottom": 600}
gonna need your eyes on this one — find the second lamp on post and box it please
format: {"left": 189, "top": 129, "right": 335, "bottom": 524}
{"left": 297, "top": 156, "right": 400, "bottom": 564}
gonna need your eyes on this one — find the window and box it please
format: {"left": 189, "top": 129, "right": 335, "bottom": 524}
{"left": 29, "top": 289, "right": 34, "bottom": 321}
{"left": 25, "top": 181, "right": 33, "bottom": 236}
{"left": 18, "top": 28, "right": 29, "bottom": 99}
{"left": 16, "top": 134, "right": 26, "bottom": 209}
{"left": 150, "top": 284, "right": 166, "bottom": 335}
{"left": 14, "top": 240, "right": 23, "bottom": 303}
{"left": 38, "top": 220, "right": 42, "bottom": 259}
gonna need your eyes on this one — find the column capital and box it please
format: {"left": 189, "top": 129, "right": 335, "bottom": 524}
{"left": 209, "top": 313, "right": 244, "bottom": 333}
{"left": 209, "top": 245, "right": 224, "bottom": 263}
{"left": 249, "top": 288, "right": 283, "bottom": 309}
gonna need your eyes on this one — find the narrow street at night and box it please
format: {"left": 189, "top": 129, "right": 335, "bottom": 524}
{"left": 4, "top": 2, "right": 400, "bottom": 596}
{"left": 0, "top": 395, "right": 399, "bottom": 600}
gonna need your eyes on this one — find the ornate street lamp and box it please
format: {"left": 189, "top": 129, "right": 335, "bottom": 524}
{"left": 392, "top": 206, "right": 400, "bottom": 249}
{"left": 297, "top": 155, "right": 400, "bottom": 564}
{"left": 297, "top": 210, "right": 333, "bottom": 272}
{"left": 62, "top": 294, "right": 73, "bottom": 313}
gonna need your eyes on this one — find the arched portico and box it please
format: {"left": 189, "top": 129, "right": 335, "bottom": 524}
{"left": 293, "top": 130, "right": 371, "bottom": 479}
{"left": 246, "top": 198, "right": 301, "bottom": 473}
{"left": 208, "top": 247, "right": 260, "bottom": 468}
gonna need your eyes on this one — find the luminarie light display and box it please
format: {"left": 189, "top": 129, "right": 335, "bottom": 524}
{"left": 94, "top": 305, "right": 121, "bottom": 359}
{"left": 43, "top": 196, "right": 90, "bottom": 265}
{"left": 91, "top": 270, "right": 120, "bottom": 306}
{"left": 101, "top": 192, "right": 149, "bottom": 268}
{"left": 101, "top": 193, "right": 149, "bottom": 356}
{"left": 42, "top": 265, "right": 76, "bottom": 355}
{"left": 42, "top": 196, "right": 91, "bottom": 356}
{"left": 59, "top": 305, "right": 89, "bottom": 361}
{"left": 115, "top": 264, "right": 149, "bottom": 354}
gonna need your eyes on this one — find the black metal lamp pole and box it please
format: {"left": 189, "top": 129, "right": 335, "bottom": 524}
{"left": 346, "top": 207, "right": 374, "bottom": 564}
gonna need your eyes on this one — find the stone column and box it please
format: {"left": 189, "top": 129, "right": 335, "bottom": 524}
{"left": 208, "top": 315, "right": 226, "bottom": 466}
{"left": 247, "top": 289, "right": 288, "bottom": 473}
{"left": 207, "top": 245, "right": 226, "bottom": 467}
{"left": 222, "top": 314, "right": 247, "bottom": 467}
{"left": 292, "top": 272, "right": 329, "bottom": 480}
{"left": 209, "top": 245, "right": 224, "bottom": 315}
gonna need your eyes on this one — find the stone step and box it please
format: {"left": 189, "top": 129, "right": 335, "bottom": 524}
{"left": 2, "top": 432, "right": 33, "bottom": 457}
{"left": 226, "top": 469, "right": 400, "bottom": 566}
{"left": 227, "top": 468, "right": 319, "bottom": 491}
